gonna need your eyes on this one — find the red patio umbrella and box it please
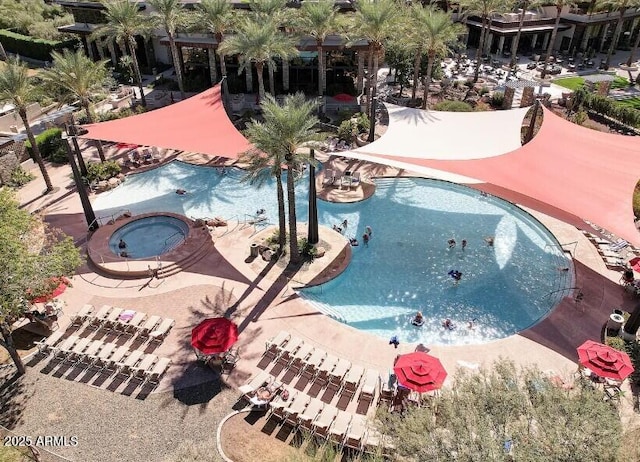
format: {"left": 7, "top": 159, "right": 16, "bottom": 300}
{"left": 577, "top": 340, "right": 634, "bottom": 380}
{"left": 333, "top": 93, "right": 356, "bottom": 102}
{"left": 629, "top": 256, "right": 640, "bottom": 272}
{"left": 393, "top": 352, "right": 447, "bottom": 392}
{"left": 191, "top": 318, "right": 239, "bottom": 355}
{"left": 28, "top": 277, "right": 69, "bottom": 303}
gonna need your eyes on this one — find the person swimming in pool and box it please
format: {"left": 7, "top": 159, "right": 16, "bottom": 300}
{"left": 412, "top": 311, "right": 424, "bottom": 327}
{"left": 448, "top": 270, "right": 462, "bottom": 283}
{"left": 118, "top": 239, "right": 127, "bottom": 249}
{"left": 448, "top": 238, "right": 456, "bottom": 249}
{"left": 443, "top": 318, "right": 455, "bottom": 330}
{"left": 176, "top": 188, "right": 187, "bottom": 195}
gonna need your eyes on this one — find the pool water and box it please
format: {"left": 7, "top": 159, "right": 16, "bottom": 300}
{"left": 109, "top": 215, "right": 189, "bottom": 259}
{"left": 94, "top": 161, "right": 573, "bottom": 345}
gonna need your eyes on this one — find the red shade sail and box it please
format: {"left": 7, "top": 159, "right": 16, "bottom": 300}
{"left": 80, "top": 85, "right": 253, "bottom": 159}
{"left": 577, "top": 339, "right": 634, "bottom": 380}
{"left": 191, "top": 318, "right": 239, "bottom": 355}
{"left": 28, "top": 277, "right": 69, "bottom": 303}
{"left": 393, "top": 352, "right": 447, "bottom": 392}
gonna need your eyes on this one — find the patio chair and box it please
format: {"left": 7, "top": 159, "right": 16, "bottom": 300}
{"left": 51, "top": 335, "right": 79, "bottom": 358}
{"left": 328, "top": 410, "right": 352, "bottom": 448}
{"left": 344, "top": 415, "right": 368, "bottom": 451}
{"left": 313, "top": 404, "right": 339, "bottom": 438}
{"left": 149, "top": 318, "right": 175, "bottom": 342}
{"left": 137, "top": 315, "right": 161, "bottom": 338}
{"left": 146, "top": 357, "right": 171, "bottom": 385}
{"left": 221, "top": 347, "right": 240, "bottom": 373}
{"left": 298, "top": 398, "right": 324, "bottom": 432}
{"left": 329, "top": 358, "right": 352, "bottom": 388}
{"left": 63, "top": 337, "right": 92, "bottom": 364}
{"left": 35, "top": 330, "right": 65, "bottom": 355}
{"left": 258, "top": 331, "right": 291, "bottom": 369}
{"left": 117, "top": 350, "right": 145, "bottom": 376}
{"left": 312, "top": 354, "right": 339, "bottom": 390}
{"left": 124, "top": 312, "right": 147, "bottom": 334}
{"left": 103, "top": 307, "right": 124, "bottom": 330}
{"left": 378, "top": 374, "right": 395, "bottom": 405}
{"left": 359, "top": 369, "right": 380, "bottom": 401}
{"left": 340, "top": 174, "right": 352, "bottom": 189}
{"left": 284, "top": 393, "right": 311, "bottom": 428}
{"left": 343, "top": 364, "right": 364, "bottom": 392}
{"left": 70, "top": 304, "right": 94, "bottom": 327}
{"left": 269, "top": 390, "right": 297, "bottom": 422}
{"left": 269, "top": 336, "right": 304, "bottom": 376}
{"left": 79, "top": 339, "right": 104, "bottom": 367}
{"left": 602, "top": 256, "right": 625, "bottom": 269}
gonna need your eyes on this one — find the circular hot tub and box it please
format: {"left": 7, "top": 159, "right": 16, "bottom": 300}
{"left": 109, "top": 215, "right": 189, "bottom": 259}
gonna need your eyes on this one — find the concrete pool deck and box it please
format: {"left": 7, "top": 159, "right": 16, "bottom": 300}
{"left": 7, "top": 140, "right": 640, "bottom": 460}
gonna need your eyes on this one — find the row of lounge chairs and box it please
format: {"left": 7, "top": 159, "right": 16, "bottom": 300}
{"left": 37, "top": 334, "right": 171, "bottom": 384}
{"left": 72, "top": 304, "right": 175, "bottom": 342}
{"left": 321, "top": 170, "right": 361, "bottom": 189}
{"left": 122, "top": 146, "right": 160, "bottom": 168}
{"left": 259, "top": 331, "right": 379, "bottom": 413}
{"left": 582, "top": 231, "right": 634, "bottom": 270}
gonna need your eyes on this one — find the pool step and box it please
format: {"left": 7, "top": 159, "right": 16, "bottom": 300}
{"left": 156, "top": 237, "right": 214, "bottom": 278}
{"left": 299, "top": 294, "right": 348, "bottom": 324}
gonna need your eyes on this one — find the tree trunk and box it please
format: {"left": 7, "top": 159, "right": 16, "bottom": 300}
{"left": 422, "top": 53, "right": 435, "bottom": 110}
{"left": 0, "top": 40, "right": 6, "bottom": 60}
{"left": 268, "top": 62, "right": 276, "bottom": 96}
{"left": 286, "top": 162, "right": 300, "bottom": 264}
{"left": 1, "top": 322, "right": 25, "bottom": 376}
{"left": 509, "top": 4, "right": 527, "bottom": 75}
{"left": 370, "top": 49, "right": 379, "bottom": 124}
{"left": 626, "top": 23, "right": 640, "bottom": 66}
{"left": 128, "top": 36, "right": 147, "bottom": 107}
{"left": 168, "top": 32, "right": 186, "bottom": 99}
{"left": 605, "top": 11, "right": 625, "bottom": 69}
{"left": 307, "top": 148, "right": 318, "bottom": 244}
{"left": 82, "top": 101, "right": 105, "bottom": 162}
{"left": 623, "top": 303, "right": 640, "bottom": 336}
{"left": 541, "top": 11, "right": 562, "bottom": 79}
{"left": 474, "top": 15, "right": 488, "bottom": 83}
{"left": 411, "top": 46, "right": 422, "bottom": 101}
{"left": 275, "top": 170, "right": 286, "bottom": 254}
{"left": 20, "top": 108, "right": 52, "bottom": 192}
{"left": 216, "top": 33, "right": 230, "bottom": 96}
{"left": 366, "top": 47, "right": 374, "bottom": 113}
{"left": 256, "top": 62, "right": 266, "bottom": 101}
{"left": 317, "top": 42, "right": 325, "bottom": 96}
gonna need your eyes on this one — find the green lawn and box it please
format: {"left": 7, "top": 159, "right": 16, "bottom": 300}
{"left": 614, "top": 97, "right": 640, "bottom": 110}
{"left": 553, "top": 75, "right": 630, "bottom": 91}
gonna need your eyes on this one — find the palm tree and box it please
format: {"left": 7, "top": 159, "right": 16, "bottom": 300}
{"left": 412, "top": 5, "right": 464, "bottom": 109}
{"left": 197, "top": 0, "right": 234, "bottom": 94}
{"left": 0, "top": 59, "right": 53, "bottom": 192}
{"left": 351, "top": 0, "right": 402, "bottom": 124}
{"left": 243, "top": 93, "right": 320, "bottom": 264}
{"left": 601, "top": 0, "right": 640, "bottom": 68}
{"left": 627, "top": 21, "right": 640, "bottom": 67}
{"left": 148, "top": 0, "right": 188, "bottom": 99}
{"left": 540, "top": 0, "right": 575, "bottom": 78}
{"left": 296, "top": 0, "right": 341, "bottom": 97}
{"left": 460, "top": 0, "right": 509, "bottom": 82}
{"left": 94, "top": 0, "right": 150, "bottom": 107}
{"left": 509, "top": 0, "right": 534, "bottom": 70}
{"left": 41, "top": 49, "right": 110, "bottom": 162}
{"left": 218, "top": 17, "right": 297, "bottom": 101}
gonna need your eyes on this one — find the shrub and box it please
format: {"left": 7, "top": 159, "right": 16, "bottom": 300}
{"left": 433, "top": 101, "right": 473, "bottom": 112}
{"left": 8, "top": 166, "right": 35, "bottom": 188}
{"left": 0, "top": 29, "right": 78, "bottom": 61}
{"left": 85, "top": 160, "right": 121, "bottom": 183}
{"left": 490, "top": 91, "right": 505, "bottom": 108}
{"left": 573, "top": 110, "right": 588, "bottom": 126}
{"left": 479, "top": 86, "right": 490, "bottom": 96}
{"left": 605, "top": 335, "right": 626, "bottom": 351}
{"left": 474, "top": 101, "right": 490, "bottom": 112}
{"left": 298, "top": 237, "right": 318, "bottom": 261}
{"left": 355, "top": 113, "right": 370, "bottom": 133}
{"left": 25, "top": 127, "right": 67, "bottom": 163}
{"left": 337, "top": 120, "right": 357, "bottom": 141}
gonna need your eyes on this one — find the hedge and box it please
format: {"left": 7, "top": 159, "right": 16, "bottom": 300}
{"left": 25, "top": 128, "right": 68, "bottom": 164}
{"left": 0, "top": 29, "right": 79, "bottom": 61}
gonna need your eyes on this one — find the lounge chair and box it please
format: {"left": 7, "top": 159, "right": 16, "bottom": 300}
{"left": 322, "top": 170, "right": 336, "bottom": 186}
{"left": 103, "top": 345, "right": 129, "bottom": 372}
{"left": 35, "top": 330, "right": 65, "bottom": 355}
{"left": 312, "top": 354, "right": 339, "bottom": 390}
{"left": 70, "top": 304, "right": 94, "bottom": 327}
{"left": 359, "top": 369, "right": 380, "bottom": 400}
{"left": 103, "top": 307, "right": 124, "bottom": 330}
{"left": 138, "top": 315, "right": 161, "bottom": 337}
{"left": 312, "top": 404, "right": 339, "bottom": 438}
{"left": 258, "top": 331, "right": 291, "bottom": 369}
{"left": 602, "top": 255, "right": 625, "bottom": 269}
{"left": 238, "top": 371, "right": 272, "bottom": 397}
{"left": 328, "top": 410, "right": 352, "bottom": 448}
{"left": 284, "top": 393, "right": 311, "bottom": 427}
{"left": 298, "top": 398, "right": 324, "bottom": 432}
{"left": 269, "top": 389, "right": 297, "bottom": 422}
{"left": 88, "top": 305, "right": 113, "bottom": 329}
{"left": 124, "top": 312, "right": 147, "bottom": 334}
{"left": 350, "top": 172, "right": 361, "bottom": 189}
{"left": 343, "top": 364, "right": 364, "bottom": 391}
{"left": 51, "top": 335, "right": 79, "bottom": 359}
{"left": 92, "top": 342, "right": 117, "bottom": 370}
{"left": 270, "top": 336, "right": 304, "bottom": 376}
{"left": 146, "top": 357, "right": 171, "bottom": 384}
{"left": 149, "top": 318, "right": 175, "bottom": 342}
{"left": 340, "top": 175, "right": 352, "bottom": 189}
{"left": 133, "top": 353, "right": 158, "bottom": 380}
{"left": 344, "top": 415, "right": 368, "bottom": 451}
{"left": 282, "top": 344, "right": 314, "bottom": 384}
{"left": 64, "top": 337, "right": 92, "bottom": 364}
{"left": 329, "top": 358, "right": 352, "bottom": 388}
{"left": 117, "top": 350, "right": 145, "bottom": 376}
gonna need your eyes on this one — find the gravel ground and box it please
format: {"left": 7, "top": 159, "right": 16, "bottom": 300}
{"left": 1, "top": 365, "right": 237, "bottom": 462}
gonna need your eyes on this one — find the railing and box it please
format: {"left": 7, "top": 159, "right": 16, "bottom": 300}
{"left": 88, "top": 209, "right": 132, "bottom": 230}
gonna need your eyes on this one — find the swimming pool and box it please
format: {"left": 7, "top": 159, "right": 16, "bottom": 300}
{"left": 108, "top": 215, "right": 189, "bottom": 259}
{"left": 94, "top": 160, "right": 573, "bottom": 345}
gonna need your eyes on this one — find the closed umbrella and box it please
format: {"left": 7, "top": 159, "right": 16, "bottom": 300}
{"left": 191, "top": 318, "right": 238, "bottom": 355}
{"left": 577, "top": 340, "right": 634, "bottom": 380}
{"left": 333, "top": 93, "right": 356, "bottom": 102}
{"left": 393, "top": 352, "right": 447, "bottom": 392}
